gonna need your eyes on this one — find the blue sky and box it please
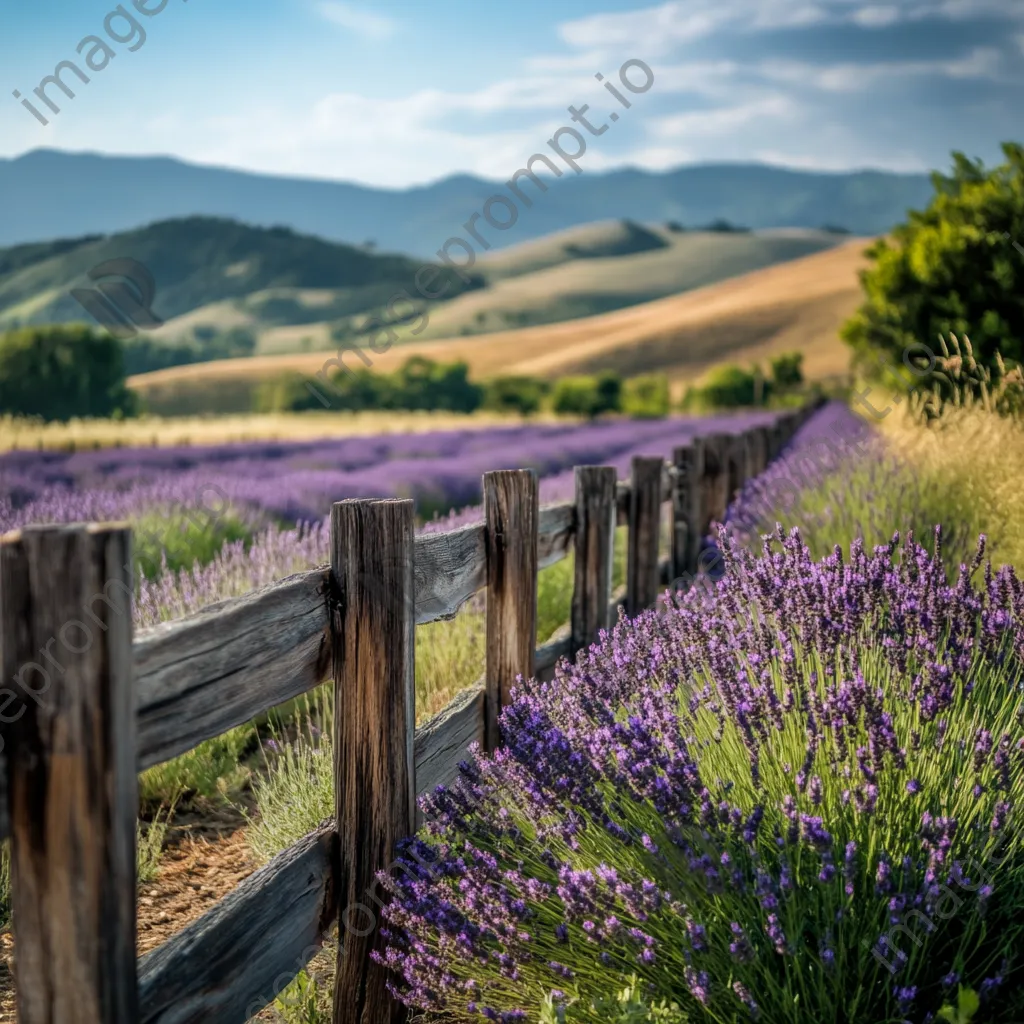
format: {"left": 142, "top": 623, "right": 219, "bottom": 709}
{"left": 3, "top": 0, "right": 1023, "bottom": 187}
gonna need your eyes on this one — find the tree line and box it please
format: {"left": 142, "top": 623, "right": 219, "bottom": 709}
{"left": 0, "top": 322, "right": 808, "bottom": 422}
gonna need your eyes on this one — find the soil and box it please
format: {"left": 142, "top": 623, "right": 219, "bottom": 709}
{"left": 0, "top": 803, "right": 262, "bottom": 1022}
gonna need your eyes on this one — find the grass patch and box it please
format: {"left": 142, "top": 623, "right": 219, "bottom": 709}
{"left": 133, "top": 508, "right": 254, "bottom": 579}
{"left": 139, "top": 725, "right": 255, "bottom": 810}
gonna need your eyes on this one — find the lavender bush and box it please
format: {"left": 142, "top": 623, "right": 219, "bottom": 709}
{"left": 377, "top": 528, "right": 1024, "bottom": 1023}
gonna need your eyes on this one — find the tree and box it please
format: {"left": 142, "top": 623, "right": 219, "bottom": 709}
{"left": 0, "top": 324, "right": 137, "bottom": 421}
{"left": 622, "top": 374, "right": 670, "bottom": 418}
{"left": 769, "top": 352, "right": 804, "bottom": 389}
{"left": 483, "top": 375, "right": 546, "bottom": 416}
{"left": 551, "top": 373, "right": 623, "bottom": 418}
{"left": 841, "top": 142, "right": 1024, "bottom": 379}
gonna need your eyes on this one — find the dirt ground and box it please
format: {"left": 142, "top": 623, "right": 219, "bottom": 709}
{"left": 0, "top": 805, "right": 262, "bottom": 1022}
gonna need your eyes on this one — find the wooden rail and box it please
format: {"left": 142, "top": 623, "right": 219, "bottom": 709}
{"left": 0, "top": 400, "right": 821, "bottom": 1022}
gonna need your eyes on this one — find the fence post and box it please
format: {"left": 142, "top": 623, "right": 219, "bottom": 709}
{"left": 0, "top": 524, "right": 138, "bottom": 1024}
{"left": 330, "top": 498, "right": 415, "bottom": 1024}
{"left": 701, "top": 433, "right": 731, "bottom": 535}
{"left": 571, "top": 466, "right": 617, "bottom": 659}
{"left": 671, "top": 441, "right": 704, "bottom": 580}
{"left": 751, "top": 425, "right": 769, "bottom": 476}
{"left": 726, "top": 433, "right": 748, "bottom": 508}
{"left": 483, "top": 470, "right": 538, "bottom": 752}
{"left": 626, "top": 456, "right": 663, "bottom": 617}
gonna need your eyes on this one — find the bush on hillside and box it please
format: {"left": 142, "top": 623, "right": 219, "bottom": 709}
{"left": 622, "top": 373, "right": 670, "bottom": 419}
{"left": 0, "top": 324, "right": 137, "bottom": 421}
{"left": 769, "top": 351, "right": 804, "bottom": 390}
{"left": 842, "top": 142, "right": 1024, "bottom": 381}
{"left": 682, "top": 363, "right": 766, "bottom": 410}
{"left": 551, "top": 372, "right": 623, "bottom": 418}
{"left": 482, "top": 375, "right": 548, "bottom": 416}
{"left": 378, "top": 529, "right": 1024, "bottom": 1023}
{"left": 256, "top": 356, "right": 483, "bottom": 414}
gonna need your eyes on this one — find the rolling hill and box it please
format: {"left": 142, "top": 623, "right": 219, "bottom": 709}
{"left": 0, "top": 217, "right": 483, "bottom": 333}
{"left": 0, "top": 216, "right": 849, "bottom": 363}
{"left": 0, "top": 149, "right": 931, "bottom": 256}
{"left": 130, "top": 239, "right": 871, "bottom": 416}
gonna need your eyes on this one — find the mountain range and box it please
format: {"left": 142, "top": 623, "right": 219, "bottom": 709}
{"left": 0, "top": 149, "right": 932, "bottom": 257}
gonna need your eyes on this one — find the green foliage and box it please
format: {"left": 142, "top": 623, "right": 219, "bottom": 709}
{"left": 390, "top": 356, "right": 482, "bottom": 412}
{"left": 132, "top": 509, "right": 253, "bottom": 580}
{"left": 841, "top": 142, "right": 1024, "bottom": 380}
{"left": 137, "top": 802, "right": 176, "bottom": 884}
{"left": 138, "top": 725, "right": 254, "bottom": 810}
{"left": 122, "top": 327, "right": 256, "bottom": 376}
{"left": 769, "top": 351, "right": 804, "bottom": 389}
{"left": 938, "top": 987, "right": 981, "bottom": 1024}
{"left": 540, "top": 978, "right": 690, "bottom": 1022}
{"left": 272, "top": 968, "right": 333, "bottom": 1023}
{"left": 483, "top": 375, "right": 548, "bottom": 416}
{"left": 246, "top": 723, "right": 334, "bottom": 866}
{"left": 622, "top": 374, "right": 670, "bottom": 419}
{"left": 0, "top": 324, "right": 137, "bottom": 421}
{"left": 258, "top": 357, "right": 484, "bottom": 414}
{"left": 682, "top": 363, "right": 766, "bottom": 410}
{"left": 551, "top": 372, "right": 623, "bottom": 418}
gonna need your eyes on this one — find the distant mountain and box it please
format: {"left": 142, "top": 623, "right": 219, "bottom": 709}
{"left": 0, "top": 149, "right": 932, "bottom": 257}
{"left": 0, "top": 216, "right": 482, "bottom": 331}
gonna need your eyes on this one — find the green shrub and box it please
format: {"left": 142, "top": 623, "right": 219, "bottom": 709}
{"left": 0, "top": 324, "right": 137, "bottom": 421}
{"left": 842, "top": 142, "right": 1024, "bottom": 381}
{"left": 257, "top": 356, "right": 484, "bottom": 414}
{"left": 769, "top": 351, "right": 804, "bottom": 389}
{"left": 683, "top": 364, "right": 767, "bottom": 410}
{"left": 622, "top": 374, "right": 670, "bottom": 419}
{"left": 552, "top": 372, "right": 622, "bottom": 418}
{"left": 483, "top": 375, "right": 547, "bottom": 416}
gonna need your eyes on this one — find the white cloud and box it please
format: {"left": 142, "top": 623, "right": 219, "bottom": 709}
{"left": 316, "top": 2, "right": 400, "bottom": 40}
{"left": 652, "top": 94, "right": 799, "bottom": 139}
{"left": 852, "top": 6, "right": 902, "bottom": 28}
{"left": 754, "top": 147, "right": 929, "bottom": 172}
{"left": 757, "top": 46, "right": 1005, "bottom": 92}
{"left": 558, "top": 0, "right": 1024, "bottom": 56}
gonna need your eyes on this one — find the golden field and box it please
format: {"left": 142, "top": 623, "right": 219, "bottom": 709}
{"left": 0, "top": 409, "right": 568, "bottom": 452}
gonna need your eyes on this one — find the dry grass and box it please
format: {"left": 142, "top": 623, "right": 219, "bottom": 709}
{"left": 0, "top": 409, "right": 565, "bottom": 452}
{"left": 129, "top": 239, "right": 870, "bottom": 410}
{"left": 878, "top": 405, "right": 1024, "bottom": 570}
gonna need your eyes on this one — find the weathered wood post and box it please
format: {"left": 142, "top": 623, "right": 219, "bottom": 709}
{"left": 671, "top": 441, "right": 704, "bottom": 581}
{"left": 483, "top": 469, "right": 538, "bottom": 752}
{"left": 626, "top": 456, "right": 663, "bottom": 617}
{"left": 726, "top": 433, "right": 748, "bottom": 508}
{"left": 751, "top": 425, "right": 769, "bottom": 476}
{"left": 331, "top": 498, "right": 415, "bottom": 1024}
{"left": 571, "top": 466, "right": 617, "bottom": 659}
{"left": 701, "top": 433, "right": 731, "bottom": 536}
{"left": 0, "top": 524, "right": 138, "bottom": 1024}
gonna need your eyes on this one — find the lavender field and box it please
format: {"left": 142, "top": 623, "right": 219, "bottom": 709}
{"left": 0, "top": 413, "right": 775, "bottom": 629}
{"left": 0, "top": 413, "right": 776, "bottom": 530}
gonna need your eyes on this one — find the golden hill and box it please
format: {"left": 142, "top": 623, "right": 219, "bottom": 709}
{"left": 130, "top": 238, "right": 871, "bottom": 414}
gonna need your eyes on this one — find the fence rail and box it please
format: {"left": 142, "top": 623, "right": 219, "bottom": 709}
{"left": 0, "top": 401, "right": 820, "bottom": 1023}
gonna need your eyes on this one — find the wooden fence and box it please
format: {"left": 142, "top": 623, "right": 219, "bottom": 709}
{"left": 0, "top": 401, "right": 820, "bottom": 1023}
